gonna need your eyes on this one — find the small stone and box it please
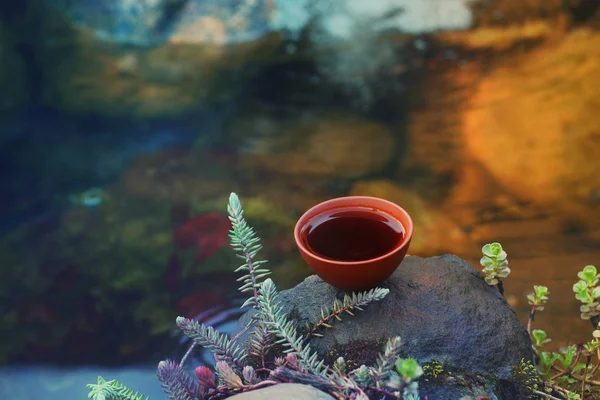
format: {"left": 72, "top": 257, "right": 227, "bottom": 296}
{"left": 227, "top": 383, "right": 335, "bottom": 400}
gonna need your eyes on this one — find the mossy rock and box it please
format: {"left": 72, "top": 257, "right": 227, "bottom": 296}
{"left": 233, "top": 255, "right": 534, "bottom": 399}
{"left": 39, "top": 1, "right": 281, "bottom": 118}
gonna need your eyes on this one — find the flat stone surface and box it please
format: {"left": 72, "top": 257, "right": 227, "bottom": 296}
{"left": 228, "top": 383, "right": 334, "bottom": 400}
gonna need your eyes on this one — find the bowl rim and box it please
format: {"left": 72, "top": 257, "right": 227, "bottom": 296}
{"left": 293, "top": 196, "right": 414, "bottom": 267}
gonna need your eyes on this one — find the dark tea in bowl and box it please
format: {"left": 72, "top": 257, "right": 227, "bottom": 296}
{"left": 294, "top": 196, "right": 413, "bottom": 291}
{"left": 303, "top": 207, "right": 405, "bottom": 262}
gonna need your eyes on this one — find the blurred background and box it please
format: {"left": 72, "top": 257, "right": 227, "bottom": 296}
{"left": 1, "top": 0, "right": 600, "bottom": 398}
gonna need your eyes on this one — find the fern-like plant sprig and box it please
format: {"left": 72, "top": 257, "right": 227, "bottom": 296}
{"left": 176, "top": 317, "right": 246, "bottom": 371}
{"left": 228, "top": 192, "right": 271, "bottom": 310}
{"left": 157, "top": 360, "right": 202, "bottom": 400}
{"left": 246, "top": 318, "right": 274, "bottom": 368}
{"left": 373, "top": 336, "right": 403, "bottom": 385}
{"left": 257, "top": 278, "right": 329, "bottom": 376}
{"left": 304, "top": 288, "right": 390, "bottom": 341}
{"left": 87, "top": 376, "right": 150, "bottom": 400}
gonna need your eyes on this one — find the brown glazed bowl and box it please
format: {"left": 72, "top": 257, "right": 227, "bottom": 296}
{"left": 294, "top": 196, "right": 413, "bottom": 291}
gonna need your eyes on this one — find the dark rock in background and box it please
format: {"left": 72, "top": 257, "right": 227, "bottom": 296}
{"left": 234, "top": 255, "right": 533, "bottom": 399}
{"left": 33, "top": 0, "right": 280, "bottom": 119}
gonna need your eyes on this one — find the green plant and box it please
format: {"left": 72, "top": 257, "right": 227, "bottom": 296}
{"left": 87, "top": 193, "right": 422, "bottom": 400}
{"left": 573, "top": 265, "right": 600, "bottom": 323}
{"left": 527, "top": 285, "right": 550, "bottom": 334}
{"left": 394, "top": 358, "right": 424, "bottom": 398}
{"left": 521, "top": 262, "right": 600, "bottom": 400}
{"left": 87, "top": 376, "right": 149, "bottom": 400}
{"left": 478, "top": 242, "right": 600, "bottom": 399}
{"left": 479, "top": 242, "right": 510, "bottom": 294}
{"left": 532, "top": 329, "right": 552, "bottom": 349}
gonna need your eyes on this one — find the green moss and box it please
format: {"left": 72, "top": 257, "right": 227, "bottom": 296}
{"left": 511, "top": 358, "right": 543, "bottom": 400}
{"left": 423, "top": 360, "right": 446, "bottom": 381}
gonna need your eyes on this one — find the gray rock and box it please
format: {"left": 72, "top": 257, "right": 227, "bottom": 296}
{"left": 228, "top": 383, "right": 335, "bottom": 400}
{"left": 233, "top": 255, "right": 534, "bottom": 399}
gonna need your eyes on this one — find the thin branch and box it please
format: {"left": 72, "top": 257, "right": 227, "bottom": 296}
{"left": 548, "top": 361, "right": 600, "bottom": 386}
{"left": 533, "top": 389, "right": 565, "bottom": 400}
{"left": 527, "top": 305, "right": 536, "bottom": 335}
{"left": 179, "top": 342, "right": 196, "bottom": 369}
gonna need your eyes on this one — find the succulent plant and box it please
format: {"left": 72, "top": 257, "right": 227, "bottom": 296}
{"left": 480, "top": 242, "right": 510, "bottom": 287}
{"left": 526, "top": 285, "right": 549, "bottom": 334}
{"left": 527, "top": 285, "right": 549, "bottom": 311}
{"left": 526, "top": 264, "right": 600, "bottom": 400}
{"left": 573, "top": 265, "right": 600, "bottom": 321}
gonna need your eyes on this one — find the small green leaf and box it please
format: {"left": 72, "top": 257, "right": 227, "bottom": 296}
{"left": 495, "top": 259, "right": 508, "bottom": 268}
{"left": 485, "top": 277, "right": 498, "bottom": 286}
{"left": 585, "top": 340, "right": 599, "bottom": 352}
{"left": 483, "top": 266, "right": 496, "bottom": 275}
{"left": 576, "top": 292, "right": 590, "bottom": 302}
{"left": 532, "top": 329, "right": 551, "bottom": 347}
{"left": 579, "top": 265, "right": 598, "bottom": 283}
{"left": 573, "top": 281, "right": 588, "bottom": 292}
{"left": 529, "top": 285, "right": 550, "bottom": 307}
{"left": 532, "top": 329, "right": 547, "bottom": 341}
{"left": 581, "top": 305, "right": 591, "bottom": 313}
{"left": 558, "top": 345, "right": 577, "bottom": 369}
{"left": 395, "top": 358, "right": 423, "bottom": 380}
{"left": 538, "top": 351, "right": 559, "bottom": 369}
{"left": 496, "top": 268, "right": 511, "bottom": 278}
{"left": 572, "top": 363, "right": 587, "bottom": 373}
{"left": 567, "top": 392, "right": 581, "bottom": 400}
{"left": 480, "top": 256, "right": 494, "bottom": 268}
{"left": 581, "top": 312, "right": 592, "bottom": 320}
{"left": 481, "top": 243, "right": 493, "bottom": 257}
{"left": 482, "top": 242, "right": 505, "bottom": 258}
{"left": 534, "top": 285, "right": 549, "bottom": 298}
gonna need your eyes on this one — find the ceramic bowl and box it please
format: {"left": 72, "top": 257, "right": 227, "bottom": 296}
{"left": 294, "top": 196, "right": 413, "bottom": 291}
